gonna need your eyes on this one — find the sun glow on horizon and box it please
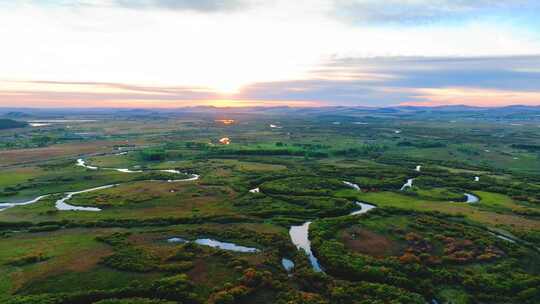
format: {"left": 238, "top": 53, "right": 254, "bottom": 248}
{"left": 211, "top": 83, "right": 243, "bottom": 95}
{"left": 1, "top": 1, "right": 540, "bottom": 108}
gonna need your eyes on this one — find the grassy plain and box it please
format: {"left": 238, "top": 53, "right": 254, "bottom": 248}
{"left": 0, "top": 108, "right": 539, "bottom": 303}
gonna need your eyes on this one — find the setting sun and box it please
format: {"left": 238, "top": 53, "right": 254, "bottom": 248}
{"left": 1, "top": 2, "right": 540, "bottom": 303}
{"left": 2, "top": 1, "right": 538, "bottom": 108}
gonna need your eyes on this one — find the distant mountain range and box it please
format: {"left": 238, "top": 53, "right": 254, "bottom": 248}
{"left": 1, "top": 105, "right": 539, "bottom": 120}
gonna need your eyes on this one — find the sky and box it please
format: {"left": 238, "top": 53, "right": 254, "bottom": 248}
{"left": 1, "top": 0, "right": 540, "bottom": 108}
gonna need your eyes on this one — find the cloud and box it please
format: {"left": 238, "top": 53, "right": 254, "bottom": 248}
{"left": 0, "top": 79, "right": 319, "bottom": 107}
{"left": 401, "top": 87, "right": 540, "bottom": 107}
{"left": 1, "top": 2, "right": 539, "bottom": 108}
{"left": 332, "top": 0, "right": 539, "bottom": 25}
{"left": 2, "top": 56, "right": 540, "bottom": 107}
{"left": 235, "top": 55, "right": 540, "bottom": 106}
{"left": 327, "top": 55, "right": 540, "bottom": 91}
{"left": 0, "top": 0, "right": 249, "bottom": 12}
{"left": 113, "top": 0, "right": 248, "bottom": 12}
{"left": 0, "top": 80, "right": 225, "bottom": 108}
{"left": 236, "top": 79, "right": 409, "bottom": 106}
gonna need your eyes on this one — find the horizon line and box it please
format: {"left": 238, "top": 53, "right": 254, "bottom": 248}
{"left": 1, "top": 104, "right": 539, "bottom": 110}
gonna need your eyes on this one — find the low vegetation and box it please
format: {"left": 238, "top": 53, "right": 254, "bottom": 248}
{"left": 0, "top": 108, "right": 539, "bottom": 303}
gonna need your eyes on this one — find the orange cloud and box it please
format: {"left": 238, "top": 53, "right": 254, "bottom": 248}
{"left": 0, "top": 80, "right": 325, "bottom": 108}
{"left": 400, "top": 87, "right": 540, "bottom": 107}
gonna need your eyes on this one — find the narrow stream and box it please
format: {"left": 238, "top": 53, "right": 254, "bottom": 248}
{"left": 464, "top": 193, "right": 480, "bottom": 203}
{"left": 115, "top": 168, "right": 143, "bottom": 173}
{"left": 167, "top": 237, "right": 259, "bottom": 253}
{"left": 195, "top": 239, "right": 259, "bottom": 253}
{"left": 78, "top": 159, "right": 200, "bottom": 183}
{"left": 350, "top": 201, "right": 376, "bottom": 215}
{"left": 400, "top": 178, "right": 414, "bottom": 191}
{"left": 289, "top": 201, "right": 377, "bottom": 272}
{"left": 1, "top": 158, "right": 199, "bottom": 212}
{"left": 76, "top": 158, "right": 98, "bottom": 170}
{"left": 289, "top": 221, "right": 322, "bottom": 271}
{"left": 489, "top": 232, "right": 516, "bottom": 243}
{"left": 343, "top": 181, "right": 361, "bottom": 191}
{"left": 55, "top": 184, "right": 118, "bottom": 211}
{"left": 0, "top": 195, "right": 49, "bottom": 210}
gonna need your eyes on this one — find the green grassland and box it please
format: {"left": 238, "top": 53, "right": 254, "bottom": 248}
{"left": 0, "top": 110, "right": 539, "bottom": 304}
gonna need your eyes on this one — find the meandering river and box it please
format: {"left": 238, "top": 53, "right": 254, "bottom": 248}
{"left": 0, "top": 195, "right": 49, "bottom": 210}
{"left": 55, "top": 184, "right": 118, "bottom": 211}
{"left": 400, "top": 167, "right": 480, "bottom": 204}
{"left": 2, "top": 155, "right": 499, "bottom": 277}
{"left": 0, "top": 158, "right": 199, "bottom": 212}
{"left": 289, "top": 201, "right": 377, "bottom": 272}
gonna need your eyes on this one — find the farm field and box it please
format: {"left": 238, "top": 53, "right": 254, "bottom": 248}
{"left": 1, "top": 107, "right": 540, "bottom": 304}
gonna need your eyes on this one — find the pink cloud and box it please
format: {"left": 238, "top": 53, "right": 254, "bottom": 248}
{"left": 400, "top": 87, "right": 540, "bottom": 107}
